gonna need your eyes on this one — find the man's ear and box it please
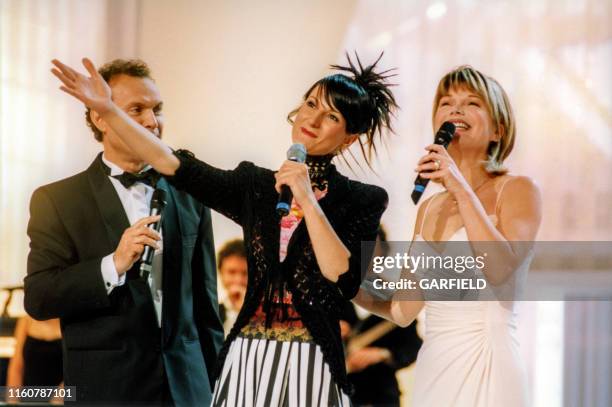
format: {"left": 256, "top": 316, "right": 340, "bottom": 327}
{"left": 90, "top": 109, "right": 107, "bottom": 134}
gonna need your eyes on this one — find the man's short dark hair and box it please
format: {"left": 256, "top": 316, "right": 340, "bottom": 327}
{"left": 217, "top": 239, "right": 247, "bottom": 270}
{"left": 86, "top": 59, "right": 153, "bottom": 142}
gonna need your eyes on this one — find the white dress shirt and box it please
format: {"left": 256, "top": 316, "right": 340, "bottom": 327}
{"left": 100, "top": 154, "right": 164, "bottom": 327}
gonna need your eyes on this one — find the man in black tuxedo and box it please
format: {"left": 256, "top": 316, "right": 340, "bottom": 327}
{"left": 24, "top": 59, "right": 223, "bottom": 405}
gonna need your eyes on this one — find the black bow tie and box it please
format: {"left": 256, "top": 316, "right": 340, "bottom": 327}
{"left": 100, "top": 157, "right": 160, "bottom": 188}
{"left": 112, "top": 169, "right": 160, "bottom": 189}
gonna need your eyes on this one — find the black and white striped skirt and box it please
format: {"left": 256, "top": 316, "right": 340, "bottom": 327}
{"left": 212, "top": 336, "right": 352, "bottom": 407}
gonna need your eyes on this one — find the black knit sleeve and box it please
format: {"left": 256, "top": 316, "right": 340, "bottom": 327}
{"left": 165, "top": 149, "right": 253, "bottom": 225}
{"left": 335, "top": 185, "right": 388, "bottom": 299}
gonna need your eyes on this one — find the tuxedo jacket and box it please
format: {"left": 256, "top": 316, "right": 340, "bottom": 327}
{"left": 24, "top": 153, "right": 223, "bottom": 405}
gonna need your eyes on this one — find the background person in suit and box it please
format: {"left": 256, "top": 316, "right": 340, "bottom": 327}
{"left": 24, "top": 59, "right": 224, "bottom": 405}
{"left": 346, "top": 311, "right": 421, "bottom": 407}
{"left": 216, "top": 239, "right": 248, "bottom": 337}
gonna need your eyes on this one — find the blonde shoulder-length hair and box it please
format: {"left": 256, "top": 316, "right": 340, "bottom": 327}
{"left": 432, "top": 65, "right": 515, "bottom": 175}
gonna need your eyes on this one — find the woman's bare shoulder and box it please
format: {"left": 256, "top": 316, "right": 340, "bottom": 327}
{"left": 497, "top": 175, "right": 541, "bottom": 201}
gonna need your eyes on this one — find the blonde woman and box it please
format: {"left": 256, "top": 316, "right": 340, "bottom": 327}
{"left": 355, "top": 66, "right": 542, "bottom": 406}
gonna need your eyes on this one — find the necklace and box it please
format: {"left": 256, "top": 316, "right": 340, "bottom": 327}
{"left": 470, "top": 177, "right": 492, "bottom": 194}
{"left": 450, "top": 177, "right": 492, "bottom": 204}
{"left": 305, "top": 154, "right": 333, "bottom": 190}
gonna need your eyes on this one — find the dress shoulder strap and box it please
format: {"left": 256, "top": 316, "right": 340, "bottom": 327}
{"left": 494, "top": 176, "right": 512, "bottom": 214}
{"left": 418, "top": 192, "right": 442, "bottom": 235}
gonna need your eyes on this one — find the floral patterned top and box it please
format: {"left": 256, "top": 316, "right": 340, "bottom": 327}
{"left": 240, "top": 188, "right": 328, "bottom": 342}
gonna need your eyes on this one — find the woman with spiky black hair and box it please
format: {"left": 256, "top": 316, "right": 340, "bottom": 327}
{"left": 51, "top": 53, "right": 397, "bottom": 406}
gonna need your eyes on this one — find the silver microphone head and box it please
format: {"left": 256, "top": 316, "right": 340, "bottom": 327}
{"left": 286, "top": 143, "right": 307, "bottom": 163}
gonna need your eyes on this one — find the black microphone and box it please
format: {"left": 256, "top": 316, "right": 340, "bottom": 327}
{"left": 140, "top": 188, "right": 167, "bottom": 278}
{"left": 411, "top": 121, "right": 456, "bottom": 204}
{"left": 276, "top": 143, "right": 307, "bottom": 216}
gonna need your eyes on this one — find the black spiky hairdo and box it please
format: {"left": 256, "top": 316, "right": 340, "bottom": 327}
{"left": 296, "top": 52, "right": 398, "bottom": 168}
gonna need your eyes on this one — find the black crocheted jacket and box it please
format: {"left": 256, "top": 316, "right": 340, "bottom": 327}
{"left": 166, "top": 150, "right": 388, "bottom": 395}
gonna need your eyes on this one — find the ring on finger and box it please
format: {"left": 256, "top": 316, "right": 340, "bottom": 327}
{"left": 434, "top": 159, "right": 441, "bottom": 170}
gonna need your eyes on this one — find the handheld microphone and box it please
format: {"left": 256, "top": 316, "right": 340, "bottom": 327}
{"left": 140, "top": 188, "right": 167, "bottom": 278}
{"left": 411, "top": 121, "right": 455, "bottom": 204}
{"left": 276, "top": 143, "right": 307, "bottom": 216}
